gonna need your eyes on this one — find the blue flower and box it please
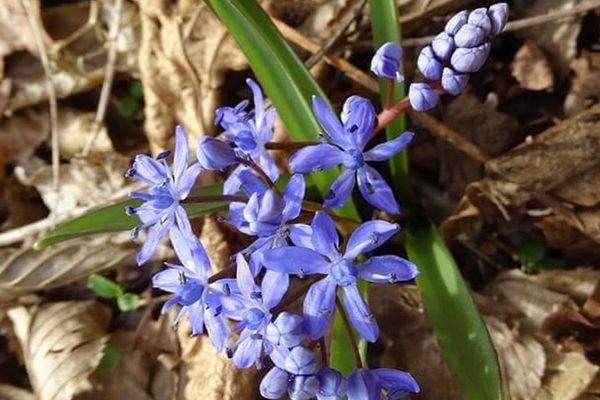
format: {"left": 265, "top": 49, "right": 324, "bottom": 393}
{"left": 226, "top": 254, "right": 305, "bottom": 368}
{"left": 347, "top": 368, "right": 419, "bottom": 400}
{"left": 216, "top": 79, "right": 279, "bottom": 186}
{"left": 152, "top": 226, "right": 232, "bottom": 351}
{"left": 370, "top": 42, "right": 404, "bottom": 82}
{"left": 260, "top": 346, "right": 347, "bottom": 400}
{"left": 126, "top": 125, "right": 201, "bottom": 265}
{"left": 289, "top": 96, "right": 414, "bottom": 214}
{"left": 262, "top": 212, "right": 418, "bottom": 342}
{"left": 417, "top": 46, "right": 443, "bottom": 81}
{"left": 226, "top": 174, "right": 311, "bottom": 271}
{"left": 196, "top": 136, "right": 237, "bottom": 171}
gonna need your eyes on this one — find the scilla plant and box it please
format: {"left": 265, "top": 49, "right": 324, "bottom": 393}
{"left": 123, "top": 4, "right": 508, "bottom": 399}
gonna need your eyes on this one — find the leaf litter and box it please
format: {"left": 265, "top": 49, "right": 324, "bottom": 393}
{"left": 0, "top": 0, "right": 600, "bottom": 399}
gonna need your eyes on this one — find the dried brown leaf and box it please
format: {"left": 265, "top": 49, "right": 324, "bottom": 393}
{"left": 84, "top": 331, "right": 154, "bottom": 400}
{"left": 0, "top": 236, "right": 134, "bottom": 302}
{"left": 565, "top": 51, "right": 600, "bottom": 116}
{"left": 0, "top": 106, "right": 49, "bottom": 165}
{"left": 135, "top": 1, "right": 247, "bottom": 153}
{"left": 511, "top": 41, "right": 554, "bottom": 91}
{"left": 0, "top": 384, "right": 35, "bottom": 400}
{"left": 16, "top": 153, "right": 130, "bottom": 215}
{"left": 7, "top": 301, "right": 111, "bottom": 400}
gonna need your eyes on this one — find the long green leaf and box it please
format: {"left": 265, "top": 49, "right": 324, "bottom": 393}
{"left": 204, "top": 0, "right": 361, "bottom": 374}
{"left": 34, "top": 184, "right": 225, "bottom": 250}
{"left": 369, "top": 2, "right": 503, "bottom": 399}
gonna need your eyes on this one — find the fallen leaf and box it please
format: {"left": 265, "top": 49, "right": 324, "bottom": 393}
{"left": 15, "top": 153, "right": 130, "bottom": 215}
{"left": 511, "top": 41, "right": 554, "bottom": 91}
{"left": 57, "top": 109, "right": 113, "bottom": 158}
{"left": 7, "top": 301, "right": 111, "bottom": 400}
{"left": 84, "top": 331, "right": 154, "bottom": 400}
{"left": 0, "top": 106, "right": 49, "bottom": 166}
{"left": 0, "top": 235, "right": 134, "bottom": 302}
{"left": 565, "top": 51, "right": 600, "bottom": 116}
{"left": 135, "top": 1, "right": 247, "bottom": 153}
{"left": 0, "top": 384, "right": 35, "bottom": 400}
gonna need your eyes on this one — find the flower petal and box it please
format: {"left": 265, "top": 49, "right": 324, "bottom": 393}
{"left": 172, "top": 125, "right": 189, "bottom": 183}
{"left": 356, "top": 164, "right": 400, "bottom": 214}
{"left": 311, "top": 211, "right": 340, "bottom": 259}
{"left": 364, "top": 131, "right": 414, "bottom": 162}
{"left": 247, "top": 78, "right": 265, "bottom": 129}
{"left": 256, "top": 149, "right": 280, "bottom": 182}
{"left": 129, "top": 154, "right": 168, "bottom": 185}
{"left": 313, "top": 96, "right": 351, "bottom": 149}
{"left": 235, "top": 253, "right": 260, "bottom": 298}
{"left": 151, "top": 269, "right": 181, "bottom": 293}
{"left": 289, "top": 144, "right": 345, "bottom": 174}
{"left": 303, "top": 277, "right": 337, "bottom": 340}
{"left": 262, "top": 247, "right": 329, "bottom": 277}
{"left": 232, "top": 335, "right": 263, "bottom": 369}
{"left": 347, "top": 369, "right": 380, "bottom": 400}
{"left": 169, "top": 225, "right": 211, "bottom": 279}
{"left": 204, "top": 305, "right": 229, "bottom": 351}
{"left": 288, "top": 224, "right": 313, "bottom": 248}
{"left": 322, "top": 169, "right": 356, "bottom": 210}
{"left": 262, "top": 269, "right": 289, "bottom": 310}
{"left": 340, "top": 96, "right": 377, "bottom": 150}
{"left": 344, "top": 219, "right": 399, "bottom": 261}
{"left": 136, "top": 215, "right": 173, "bottom": 265}
{"left": 372, "top": 368, "right": 420, "bottom": 396}
{"left": 282, "top": 174, "right": 305, "bottom": 220}
{"left": 341, "top": 285, "right": 379, "bottom": 342}
{"left": 187, "top": 302, "right": 205, "bottom": 336}
{"left": 357, "top": 255, "right": 418, "bottom": 284}
{"left": 175, "top": 163, "right": 201, "bottom": 199}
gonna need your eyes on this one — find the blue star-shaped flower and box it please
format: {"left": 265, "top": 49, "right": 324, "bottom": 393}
{"left": 226, "top": 254, "right": 306, "bottom": 369}
{"left": 126, "top": 126, "right": 201, "bottom": 265}
{"left": 262, "top": 211, "right": 418, "bottom": 342}
{"left": 216, "top": 79, "right": 279, "bottom": 191}
{"left": 151, "top": 226, "right": 232, "bottom": 351}
{"left": 289, "top": 96, "right": 414, "bottom": 214}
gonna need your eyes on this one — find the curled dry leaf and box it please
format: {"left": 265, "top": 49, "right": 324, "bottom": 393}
{"left": 7, "top": 301, "right": 111, "bottom": 400}
{"left": 565, "top": 51, "right": 600, "bottom": 117}
{"left": 511, "top": 41, "right": 554, "bottom": 91}
{"left": 441, "top": 104, "right": 600, "bottom": 243}
{"left": 0, "top": 235, "right": 134, "bottom": 302}
{"left": 134, "top": 0, "right": 247, "bottom": 153}
{"left": 15, "top": 153, "right": 130, "bottom": 215}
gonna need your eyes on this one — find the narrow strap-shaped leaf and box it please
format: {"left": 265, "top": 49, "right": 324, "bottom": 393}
{"left": 369, "top": 2, "right": 503, "bottom": 399}
{"left": 34, "top": 184, "right": 226, "bottom": 250}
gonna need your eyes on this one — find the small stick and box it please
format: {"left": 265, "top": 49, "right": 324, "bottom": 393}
{"left": 21, "top": 0, "right": 60, "bottom": 207}
{"left": 335, "top": 296, "right": 363, "bottom": 368}
{"left": 408, "top": 110, "right": 491, "bottom": 164}
{"left": 385, "top": 80, "right": 395, "bottom": 109}
{"left": 82, "top": 0, "right": 124, "bottom": 156}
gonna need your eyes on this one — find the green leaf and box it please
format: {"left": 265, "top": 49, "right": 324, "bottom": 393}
{"left": 203, "top": 0, "right": 358, "bottom": 219}
{"left": 34, "top": 184, "right": 226, "bottom": 250}
{"left": 369, "top": 1, "right": 503, "bottom": 399}
{"left": 88, "top": 273, "right": 123, "bottom": 299}
{"left": 406, "top": 222, "right": 503, "bottom": 399}
{"left": 518, "top": 237, "right": 547, "bottom": 273}
{"left": 117, "top": 293, "right": 140, "bottom": 312}
{"left": 96, "top": 344, "right": 120, "bottom": 373}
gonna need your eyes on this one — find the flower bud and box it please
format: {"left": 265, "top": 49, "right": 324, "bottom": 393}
{"left": 417, "top": 46, "right": 442, "bottom": 81}
{"left": 266, "top": 312, "right": 306, "bottom": 348}
{"left": 454, "top": 24, "right": 486, "bottom": 48}
{"left": 431, "top": 32, "right": 455, "bottom": 61}
{"left": 318, "top": 368, "right": 348, "bottom": 400}
{"left": 284, "top": 346, "right": 318, "bottom": 375}
{"left": 445, "top": 10, "right": 468, "bottom": 36}
{"left": 370, "top": 42, "right": 404, "bottom": 82}
{"left": 441, "top": 67, "right": 469, "bottom": 95}
{"left": 489, "top": 3, "right": 509, "bottom": 36}
{"left": 196, "top": 136, "right": 236, "bottom": 171}
{"left": 260, "top": 367, "right": 289, "bottom": 399}
{"left": 450, "top": 43, "right": 490, "bottom": 73}
{"left": 409, "top": 83, "right": 439, "bottom": 112}
{"left": 289, "top": 375, "right": 319, "bottom": 400}
{"left": 468, "top": 8, "right": 492, "bottom": 36}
